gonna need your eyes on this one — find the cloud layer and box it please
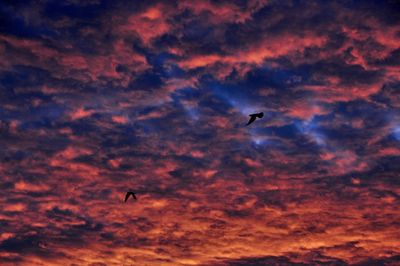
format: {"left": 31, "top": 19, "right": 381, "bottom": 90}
{"left": 1, "top": 0, "right": 400, "bottom": 265}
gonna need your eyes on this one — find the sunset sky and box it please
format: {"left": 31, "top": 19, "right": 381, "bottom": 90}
{"left": 1, "top": 1, "right": 400, "bottom": 265}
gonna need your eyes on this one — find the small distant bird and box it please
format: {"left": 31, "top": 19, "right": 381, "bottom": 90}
{"left": 246, "top": 112, "right": 264, "bottom": 126}
{"left": 124, "top": 191, "right": 137, "bottom": 202}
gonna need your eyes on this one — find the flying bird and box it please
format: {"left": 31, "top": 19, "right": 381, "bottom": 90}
{"left": 246, "top": 112, "right": 264, "bottom": 126}
{"left": 124, "top": 191, "right": 137, "bottom": 202}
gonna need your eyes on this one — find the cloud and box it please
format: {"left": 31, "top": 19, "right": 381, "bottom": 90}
{"left": 1, "top": 0, "right": 400, "bottom": 265}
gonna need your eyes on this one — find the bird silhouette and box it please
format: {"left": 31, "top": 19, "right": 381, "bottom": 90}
{"left": 124, "top": 191, "right": 137, "bottom": 202}
{"left": 246, "top": 112, "right": 264, "bottom": 126}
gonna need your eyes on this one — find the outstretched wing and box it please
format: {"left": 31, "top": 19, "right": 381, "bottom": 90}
{"left": 132, "top": 193, "right": 137, "bottom": 200}
{"left": 246, "top": 115, "right": 257, "bottom": 126}
{"left": 124, "top": 192, "right": 131, "bottom": 202}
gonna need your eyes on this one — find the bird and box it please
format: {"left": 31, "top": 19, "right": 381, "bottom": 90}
{"left": 246, "top": 112, "right": 264, "bottom": 126}
{"left": 124, "top": 191, "right": 137, "bottom": 202}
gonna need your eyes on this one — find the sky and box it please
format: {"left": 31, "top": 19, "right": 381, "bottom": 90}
{"left": 0, "top": 0, "right": 400, "bottom": 265}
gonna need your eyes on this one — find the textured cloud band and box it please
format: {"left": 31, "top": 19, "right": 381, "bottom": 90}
{"left": 1, "top": 0, "right": 400, "bottom": 265}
